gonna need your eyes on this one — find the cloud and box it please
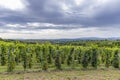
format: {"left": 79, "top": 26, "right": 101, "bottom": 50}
{"left": 2, "top": 22, "right": 83, "bottom": 31}
{"left": 0, "top": 0, "right": 28, "bottom": 11}
{"left": 1, "top": 0, "right": 120, "bottom": 25}
{"left": 17, "top": 0, "right": 120, "bottom": 26}
{"left": 0, "top": 0, "right": 120, "bottom": 39}
{"left": 1, "top": 27, "right": 120, "bottom": 39}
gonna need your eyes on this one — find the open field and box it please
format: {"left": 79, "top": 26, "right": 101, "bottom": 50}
{"left": 0, "top": 69, "right": 120, "bottom": 80}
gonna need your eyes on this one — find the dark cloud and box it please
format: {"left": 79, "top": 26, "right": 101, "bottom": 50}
{"left": 0, "top": 0, "right": 120, "bottom": 33}
{"left": 25, "top": 0, "right": 120, "bottom": 27}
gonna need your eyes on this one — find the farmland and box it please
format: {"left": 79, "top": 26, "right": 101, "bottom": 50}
{"left": 0, "top": 40, "right": 120, "bottom": 79}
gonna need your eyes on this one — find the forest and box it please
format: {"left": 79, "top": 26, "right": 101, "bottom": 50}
{"left": 0, "top": 40, "right": 120, "bottom": 72}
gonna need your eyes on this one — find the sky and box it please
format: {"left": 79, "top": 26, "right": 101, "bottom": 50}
{"left": 0, "top": 0, "right": 120, "bottom": 39}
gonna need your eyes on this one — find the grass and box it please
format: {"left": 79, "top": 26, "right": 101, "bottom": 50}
{"left": 0, "top": 65, "right": 120, "bottom": 80}
{"left": 0, "top": 69, "right": 120, "bottom": 80}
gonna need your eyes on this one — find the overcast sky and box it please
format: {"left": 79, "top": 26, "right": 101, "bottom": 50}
{"left": 0, "top": 0, "right": 120, "bottom": 39}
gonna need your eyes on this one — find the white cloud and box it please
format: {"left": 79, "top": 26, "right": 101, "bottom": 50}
{"left": 6, "top": 24, "right": 22, "bottom": 28}
{"left": 0, "top": 0, "right": 27, "bottom": 10}
{"left": 0, "top": 27, "right": 120, "bottom": 39}
{"left": 27, "top": 22, "right": 62, "bottom": 27}
{"left": 75, "top": 0, "right": 84, "bottom": 6}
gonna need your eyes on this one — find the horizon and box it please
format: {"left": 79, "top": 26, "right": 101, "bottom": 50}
{"left": 0, "top": 0, "right": 120, "bottom": 39}
{"left": 2, "top": 37, "right": 120, "bottom": 39}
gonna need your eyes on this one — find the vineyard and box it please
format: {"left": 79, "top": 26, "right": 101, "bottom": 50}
{"left": 0, "top": 40, "right": 120, "bottom": 72}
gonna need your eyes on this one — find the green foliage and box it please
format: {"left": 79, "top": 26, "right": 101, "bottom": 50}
{"left": 112, "top": 50, "right": 119, "bottom": 68}
{"left": 48, "top": 46, "right": 53, "bottom": 64}
{"left": 20, "top": 46, "right": 28, "bottom": 71}
{"left": 1, "top": 45, "right": 7, "bottom": 66}
{"left": 42, "top": 47, "right": 48, "bottom": 71}
{"left": 7, "top": 47, "right": 16, "bottom": 72}
{"left": 91, "top": 48, "right": 99, "bottom": 69}
{"left": 81, "top": 49, "right": 91, "bottom": 68}
{"left": 67, "top": 48, "right": 74, "bottom": 66}
{"left": 55, "top": 50, "right": 62, "bottom": 70}
{"left": 0, "top": 40, "right": 119, "bottom": 72}
{"left": 105, "top": 49, "right": 112, "bottom": 68}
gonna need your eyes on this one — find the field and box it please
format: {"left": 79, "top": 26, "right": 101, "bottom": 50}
{"left": 0, "top": 40, "right": 120, "bottom": 80}
{"left": 0, "top": 69, "right": 120, "bottom": 80}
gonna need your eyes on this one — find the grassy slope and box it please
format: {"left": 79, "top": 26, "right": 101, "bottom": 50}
{"left": 0, "top": 69, "right": 120, "bottom": 80}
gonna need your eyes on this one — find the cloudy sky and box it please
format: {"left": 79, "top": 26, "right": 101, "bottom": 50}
{"left": 0, "top": 0, "right": 120, "bottom": 39}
